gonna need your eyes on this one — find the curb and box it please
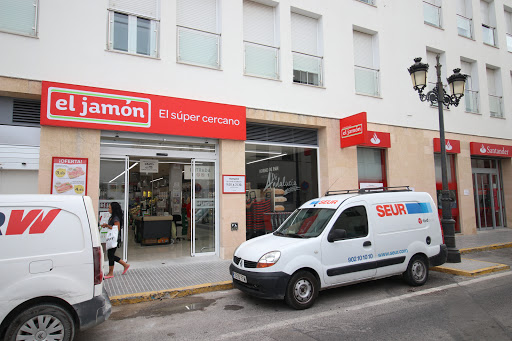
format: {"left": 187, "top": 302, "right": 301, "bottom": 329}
{"left": 432, "top": 262, "right": 510, "bottom": 277}
{"left": 109, "top": 281, "right": 233, "bottom": 306}
{"left": 459, "top": 242, "right": 512, "bottom": 254}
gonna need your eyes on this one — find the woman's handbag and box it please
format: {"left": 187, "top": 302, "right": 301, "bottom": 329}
{"left": 106, "top": 227, "right": 118, "bottom": 250}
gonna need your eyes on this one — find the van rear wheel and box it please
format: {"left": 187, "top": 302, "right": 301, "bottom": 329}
{"left": 284, "top": 271, "right": 318, "bottom": 310}
{"left": 403, "top": 255, "right": 429, "bottom": 286}
{"left": 5, "top": 303, "right": 75, "bottom": 341}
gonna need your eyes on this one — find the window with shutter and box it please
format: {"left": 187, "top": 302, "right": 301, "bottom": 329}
{"left": 486, "top": 67, "right": 503, "bottom": 118}
{"left": 243, "top": 1, "right": 278, "bottom": 79}
{"left": 0, "top": 0, "right": 38, "bottom": 37}
{"left": 291, "top": 12, "right": 323, "bottom": 86}
{"left": 353, "top": 31, "right": 379, "bottom": 96}
{"left": 107, "top": 0, "right": 160, "bottom": 57}
{"left": 423, "top": 0, "right": 442, "bottom": 27}
{"left": 456, "top": 0, "right": 473, "bottom": 38}
{"left": 177, "top": 0, "right": 220, "bottom": 69}
{"left": 505, "top": 9, "right": 512, "bottom": 51}
{"left": 461, "top": 60, "right": 479, "bottom": 113}
{"left": 480, "top": 0, "right": 496, "bottom": 46}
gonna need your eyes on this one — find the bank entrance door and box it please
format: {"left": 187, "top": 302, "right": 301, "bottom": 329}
{"left": 472, "top": 170, "right": 504, "bottom": 229}
{"left": 191, "top": 159, "right": 217, "bottom": 256}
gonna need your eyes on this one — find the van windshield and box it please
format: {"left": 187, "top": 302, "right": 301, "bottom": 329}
{"left": 274, "top": 208, "right": 336, "bottom": 238}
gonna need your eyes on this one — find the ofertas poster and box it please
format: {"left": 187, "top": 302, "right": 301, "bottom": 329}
{"left": 51, "top": 157, "right": 88, "bottom": 195}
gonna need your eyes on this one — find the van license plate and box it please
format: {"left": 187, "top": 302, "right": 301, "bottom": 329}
{"left": 233, "top": 271, "right": 247, "bottom": 283}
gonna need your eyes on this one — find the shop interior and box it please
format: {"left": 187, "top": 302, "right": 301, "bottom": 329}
{"left": 99, "top": 156, "right": 216, "bottom": 262}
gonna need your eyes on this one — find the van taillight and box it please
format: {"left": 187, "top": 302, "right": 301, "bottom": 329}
{"left": 93, "top": 246, "right": 103, "bottom": 285}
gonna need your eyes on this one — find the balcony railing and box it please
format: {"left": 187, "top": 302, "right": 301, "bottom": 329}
{"left": 356, "top": 0, "right": 375, "bottom": 5}
{"left": 507, "top": 33, "right": 512, "bottom": 52}
{"left": 489, "top": 95, "right": 503, "bottom": 118}
{"left": 457, "top": 15, "right": 472, "bottom": 38}
{"left": 482, "top": 25, "right": 496, "bottom": 46}
{"left": 465, "top": 90, "right": 479, "bottom": 113}
{"left": 244, "top": 41, "right": 279, "bottom": 80}
{"left": 423, "top": 2, "right": 441, "bottom": 27}
{"left": 292, "top": 52, "right": 323, "bottom": 86}
{"left": 177, "top": 26, "right": 220, "bottom": 69}
{"left": 355, "top": 65, "right": 380, "bottom": 96}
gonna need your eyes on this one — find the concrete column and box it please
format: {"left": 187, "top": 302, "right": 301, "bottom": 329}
{"left": 218, "top": 139, "right": 246, "bottom": 260}
{"left": 456, "top": 138, "right": 477, "bottom": 234}
{"left": 38, "top": 126, "right": 101, "bottom": 214}
{"left": 501, "top": 158, "right": 512, "bottom": 228}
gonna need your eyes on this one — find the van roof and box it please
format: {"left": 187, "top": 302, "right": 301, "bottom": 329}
{"left": 300, "top": 187, "right": 425, "bottom": 210}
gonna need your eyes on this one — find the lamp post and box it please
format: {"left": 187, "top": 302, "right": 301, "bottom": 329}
{"left": 408, "top": 55, "right": 467, "bottom": 263}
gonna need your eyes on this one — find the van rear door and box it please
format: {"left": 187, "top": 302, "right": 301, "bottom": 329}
{"left": 321, "top": 202, "right": 376, "bottom": 286}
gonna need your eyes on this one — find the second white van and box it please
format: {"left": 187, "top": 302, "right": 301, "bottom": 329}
{"left": 230, "top": 187, "right": 447, "bottom": 309}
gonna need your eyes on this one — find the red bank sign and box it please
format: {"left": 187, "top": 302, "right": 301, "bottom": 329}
{"left": 433, "top": 138, "right": 461, "bottom": 154}
{"left": 470, "top": 142, "right": 512, "bottom": 158}
{"left": 41, "top": 81, "right": 246, "bottom": 140}
{"left": 340, "top": 112, "right": 368, "bottom": 148}
{"left": 362, "top": 131, "right": 391, "bottom": 148}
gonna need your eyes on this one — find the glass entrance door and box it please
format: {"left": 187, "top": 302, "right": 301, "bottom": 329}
{"left": 99, "top": 157, "right": 129, "bottom": 260}
{"left": 473, "top": 171, "right": 504, "bottom": 229}
{"left": 191, "top": 159, "right": 216, "bottom": 256}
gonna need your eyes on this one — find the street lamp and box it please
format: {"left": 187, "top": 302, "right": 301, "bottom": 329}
{"left": 408, "top": 55, "right": 467, "bottom": 263}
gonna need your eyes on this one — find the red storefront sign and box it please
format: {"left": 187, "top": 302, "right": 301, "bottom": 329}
{"left": 41, "top": 81, "right": 246, "bottom": 140}
{"left": 470, "top": 142, "right": 512, "bottom": 157}
{"left": 361, "top": 131, "right": 391, "bottom": 148}
{"left": 433, "top": 138, "right": 461, "bottom": 154}
{"left": 340, "top": 112, "right": 368, "bottom": 148}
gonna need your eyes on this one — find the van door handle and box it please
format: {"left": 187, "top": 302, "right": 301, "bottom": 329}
{"left": 363, "top": 241, "right": 371, "bottom": 247}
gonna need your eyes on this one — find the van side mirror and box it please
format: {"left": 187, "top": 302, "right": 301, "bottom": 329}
{"left": 328, "top": 229, "right": 347, "bottom": 242}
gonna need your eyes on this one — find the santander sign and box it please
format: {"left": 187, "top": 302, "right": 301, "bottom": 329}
{"left": 41, "top": 81, "right": 246, "bottom": 140}
{"left": 470, "top": 142, "right": 512, "bottom": 158}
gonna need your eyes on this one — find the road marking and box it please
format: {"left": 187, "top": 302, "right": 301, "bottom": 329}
{"left": 217, "top": 271, "right": 512, "bottom": 340}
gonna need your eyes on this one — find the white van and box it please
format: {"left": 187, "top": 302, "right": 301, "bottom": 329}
{"left": 230, "top": 187, "right": 447, "bottom": 309}
{"left": 0, "top": 195, "right": 111, "bottom": 341}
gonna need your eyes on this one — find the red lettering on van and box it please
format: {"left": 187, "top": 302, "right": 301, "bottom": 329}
{"left": 6, "top": 209, "right": 61, "bottom": 235}
{"left": 376, "top": 204, "right": 407, "bottom": 217}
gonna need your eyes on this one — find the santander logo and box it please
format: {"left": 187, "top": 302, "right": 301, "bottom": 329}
{"left": 370, "top": 133, "right": 381, "bottom": 145}
{"left": 480, "top": 144, "right": 487, "bottom": 153}
{"left": 446, "top": 141, "right": 453, "bottom": 151}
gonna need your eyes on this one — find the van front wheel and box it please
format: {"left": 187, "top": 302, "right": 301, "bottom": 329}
{"left": 5, "top": 304, "right": 75, "bottom": 341}
{"left": 285, "top": 271, "right": 318, "bottom": 310}
{"left": 404, "top": 255, "right": 429, "bottom": 286}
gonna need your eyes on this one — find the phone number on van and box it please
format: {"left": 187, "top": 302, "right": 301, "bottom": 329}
{"left": 348, "top": 254, "right": 374, "bottom": 263}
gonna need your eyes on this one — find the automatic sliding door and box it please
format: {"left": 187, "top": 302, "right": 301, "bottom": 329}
{"left": 99, "top": 157, "right": 129, "bottom": 260}
{"left": 191, "top": 159, "right": 216, "bottom": 256}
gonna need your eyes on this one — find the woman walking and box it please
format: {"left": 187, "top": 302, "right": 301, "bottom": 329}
{"left": 101, "top": 202, "right": 130, "bottom": 279}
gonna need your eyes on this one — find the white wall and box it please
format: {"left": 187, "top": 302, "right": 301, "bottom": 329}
{"left": 0, "top": 0, "right": 511, "bottom": 139}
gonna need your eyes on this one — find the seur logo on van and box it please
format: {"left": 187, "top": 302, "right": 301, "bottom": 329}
{"left": 0, "top": 209, "right": 61, "bottom": 236}
{"left": 310, "top": 200, "right": 339, "bottom": 205}
{"left": 376, "top": 202, "right": 432, "bottom": 217}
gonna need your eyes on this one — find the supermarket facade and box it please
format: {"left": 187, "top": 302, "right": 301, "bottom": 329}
{"left": 0, "top": 77, "right": 510, "bottom": 261}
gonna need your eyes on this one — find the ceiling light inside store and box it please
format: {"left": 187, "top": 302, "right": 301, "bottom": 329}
{"left": 245, "top": 151, "right": 283, "bottom": 155}
{"left": 101, "top": 141, "right": 213, "bottom": 151}
{"left": 150, "top": 177, "right": 163, "bottom": 183}
{"left": 246, "top": 154, "right": 287, "bottom": 165}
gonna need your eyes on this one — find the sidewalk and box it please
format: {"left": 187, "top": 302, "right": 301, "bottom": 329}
{"left": 105, "top": 228, "right": 512, "bottom": 305}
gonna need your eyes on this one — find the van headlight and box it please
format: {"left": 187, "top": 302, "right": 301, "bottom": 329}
{"left": 257, "top": 251, "right": 281, "bottom": 268}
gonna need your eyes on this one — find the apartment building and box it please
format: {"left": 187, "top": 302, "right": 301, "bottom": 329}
{"left": 0, "top": 0, "right": 511, "bottom": 261}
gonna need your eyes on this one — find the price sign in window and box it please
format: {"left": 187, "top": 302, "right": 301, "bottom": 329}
{"left": 51, "top": 157, "right": 88, "bottom": 195}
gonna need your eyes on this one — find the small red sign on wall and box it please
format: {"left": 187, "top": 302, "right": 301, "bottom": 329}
{"left": 433, "top": 138, "right": 461, "bottom": 154}
{"left": 340, "top": 112, "right": 368, "bottom": 148}
{"left": 470, "top": 142, "right": 512, "bottom": 157}
{"left": 362, "top": 131, "right": 391, "bottom": 148}
{"left": 41, "top": 81, "right": 246, "bottom": 141}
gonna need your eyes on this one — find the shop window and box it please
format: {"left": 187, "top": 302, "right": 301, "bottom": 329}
{"left": 245, "top": 144, "right": 319, "bottom": 240}
{"left": 0, "top": 0, "right": 38, "bottom": 37}
{"left": 330, "top": 206, "right": 368, "bottom": 240}
{"left": 107, "top": 0, "right": 160, "bottom": 57}
{"left": 177, "top": 0, "right": 220, "bottom": 69}
{"left": 434, "top": 153, "right": 459, "bottom": 232}
{"left": 357, "top": 147, "right": 387, "bottom": 188}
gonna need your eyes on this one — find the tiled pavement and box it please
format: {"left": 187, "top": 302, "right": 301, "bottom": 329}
{"left": 104, "top": 228, "right": 512, "bottom": 301}
{"left": 103, "top": 257, "right": 232, "bottom": 297}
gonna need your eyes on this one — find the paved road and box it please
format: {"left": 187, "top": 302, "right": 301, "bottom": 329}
{"left": 76, "top": 249, "right": 512, "bottom": 341}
